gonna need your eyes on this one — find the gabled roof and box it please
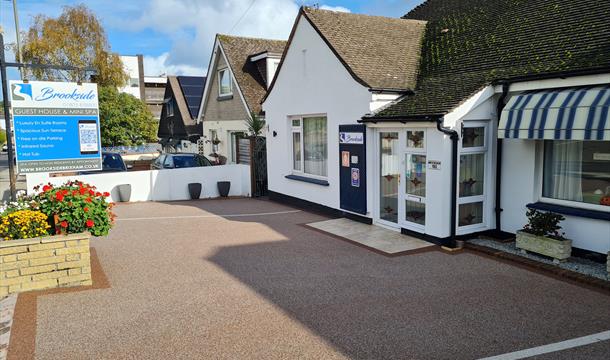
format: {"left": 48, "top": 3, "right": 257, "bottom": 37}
{"left": 301, "top": 7, "right": 427, "bottom": 91}
{"left": 217, "top": 34, "right": 286, "bottom": 114}
{"left": 177, "top": 76, "right": 205, "bottom": 119}
{"left": 366, "top": 0, "right": 610, "bottom": 121}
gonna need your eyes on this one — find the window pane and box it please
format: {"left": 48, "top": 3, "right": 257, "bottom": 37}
{"left": 406, "top": 154, "right": 426, "bottom": 197}
{"left": 292, "top": 132, "right": 301, "bottom": 171}
{"left": 219, "top": 70, "right": 231, "bottom": 95}
{"left": 407, "top": 130, "right": 425, "bottom": 148}
{"left": 303, "top": 117, "right": 327, "bottom": 176}
{"left": 459, "top": 153, "right": 485, "bottom": 197}
{"left": 292, "top": 119, "right": 300, "bottom": 127}
{"left": 543, "top": 140, "right": 610, "bottom": 206}
{"left": 406, "top": 200, "right": 425, "bottom": 225}
{"left": 459, "top": 202, "right": 483, "bottom": 226}
{"left": 380, "top": 132, "right": 399, "bottom": 224}
{"left": 463, "top": 127, "right": 485, "bottom": 148}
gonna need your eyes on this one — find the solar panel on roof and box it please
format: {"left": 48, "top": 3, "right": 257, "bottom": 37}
{"left": 177, "top": 76, "right": 206, "bottom": 118}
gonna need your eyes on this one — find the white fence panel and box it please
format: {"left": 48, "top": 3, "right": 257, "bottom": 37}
{"left": 26, "top": 165, "right": 251, "bottom": 202}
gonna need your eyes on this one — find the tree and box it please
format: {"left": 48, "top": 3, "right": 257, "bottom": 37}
{"left": 98, "top": 87, "right": 157, "bottom": 146}
{"left": 20, "top": 5, "right": 127, "bottom": 87}
{"left": 245, "top": 111, "right": 266, "bottom": 137}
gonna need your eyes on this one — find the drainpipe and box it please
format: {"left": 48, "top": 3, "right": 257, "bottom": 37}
{"left": 436, "top": 119, "right": 459, "bottom": 248}
{"left": 494, "top": 83, "right": 510, "bottom": 236}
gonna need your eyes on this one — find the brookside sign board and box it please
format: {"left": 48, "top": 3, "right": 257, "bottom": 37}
{"left": 9, "top": 81, "right": 102, "bottom": 174}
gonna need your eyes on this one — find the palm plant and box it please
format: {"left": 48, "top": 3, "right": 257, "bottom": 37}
{"left": 245, "top": 111, "right": 265, "bottom": 137}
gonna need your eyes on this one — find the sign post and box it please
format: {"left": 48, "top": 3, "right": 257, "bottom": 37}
{"left": 9, "top": 81, "right": 102, "bottom": 174}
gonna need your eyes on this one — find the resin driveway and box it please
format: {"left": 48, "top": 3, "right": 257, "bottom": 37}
{"left": 8, "top": 198, "right": 610, "bottom": 359}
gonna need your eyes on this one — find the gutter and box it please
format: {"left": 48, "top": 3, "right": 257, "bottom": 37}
{"left": 435, "top": 119, "right": 460, "bottom": 248}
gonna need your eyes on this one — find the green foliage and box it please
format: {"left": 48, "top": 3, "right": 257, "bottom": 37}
{"left": 522, "top": 209, "right": 566, "bottom": 240}
{"left": 33, "top": 180, "right": 115, "bottom": 237}
{"left": 20, "top": 4, "right": 127, "bottom": 87}
{"left": 245, "top": 111, "right": 266, "bottom": 137}
{"left": 98, "top": 86, "right": 158, "bottom": 146}
{"left": 0, "top": 129, "right": 6, "bottom": 145}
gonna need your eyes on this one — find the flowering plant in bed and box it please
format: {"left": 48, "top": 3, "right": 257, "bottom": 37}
{"left": 33, "top": 180, "right": 115, "bottom": 236}
{"left": 516, "top": 209, "right": 571, "bottom": 263}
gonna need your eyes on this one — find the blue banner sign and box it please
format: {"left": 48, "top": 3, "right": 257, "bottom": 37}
{"left": 9, "top": 81, "right": 102, "bottom": 173}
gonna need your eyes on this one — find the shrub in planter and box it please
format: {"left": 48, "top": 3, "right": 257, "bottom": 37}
{"left": 33, "top": 181, "right": 115, "bottom": 236}
{"left": 516, "top": 209, "right": 571, "bottom": 262}
{"left": 0, "top": 210, "right": 51, "bottom": 240}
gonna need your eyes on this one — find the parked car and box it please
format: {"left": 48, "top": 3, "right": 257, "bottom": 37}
{"left": 1, "top": 144, "right": 7, "bottom": 152}
{"left": 80, "top": 152, "right": 129, "bottom": 174}
{"left": 151, "top": 153, "right": 213, "bottom": 170}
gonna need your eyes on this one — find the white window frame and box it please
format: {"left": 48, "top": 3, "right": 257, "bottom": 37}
{"left": 402, "top": 128, "right": 428, "bottom": 232}
{"left": 167, "top": 100, "right": 174, "bottom": 117}
{"left": 457, "top": 122, "right": 490, "bottom": 232}
{"left": 289, "top": 114, "right": 328, "bottom": 180}
{"left": 536, "top": 140, "right": 610, "bottom": 213}
{"left": 218, "top": 68, "right": 232, "bottom": 96}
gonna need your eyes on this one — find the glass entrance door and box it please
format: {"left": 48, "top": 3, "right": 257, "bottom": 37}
{"left": 404, "top": 153, "right": 426, "bottom": 227}
{"left": 379, "top": 132, "right": 399, "bottom": 225}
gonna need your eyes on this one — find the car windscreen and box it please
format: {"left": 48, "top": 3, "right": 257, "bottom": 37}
{"left": 173, "top": 156, "right": 199, "bottom": 168}
{"left": 102, "top": 154, "right": 125, "bottom": 170}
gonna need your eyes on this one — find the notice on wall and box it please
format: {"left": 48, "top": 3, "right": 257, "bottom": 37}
{"left": 428, "top": 160, "right": 441, "bottom": 170}
{"left": 339, "top": 132, "right": 364, "bottom": 144}
{"left": 351, "top": 168, "right": 360, "bottom": 187}
{"left": 9, "top": 81, "right": 102, "bottom": 174}
{"left": 342, "top": 151, "right": 350, "bottom": 167}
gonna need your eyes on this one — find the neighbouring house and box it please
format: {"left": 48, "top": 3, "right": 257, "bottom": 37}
{"left": 198, "top": 34, "right": 286, "bottom": 163}
{"left": 263, "top": 3, "right": 610, "bottom": 256}
{"left": 119, "top": 55, "right": 168, "bottom": 122}
{"left": 158, "top": 76, "right": 206, "bottom": 152}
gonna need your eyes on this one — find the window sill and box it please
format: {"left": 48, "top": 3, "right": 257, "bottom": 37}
{"left": 526, "top": 202, "right": 610, "bottom": 221}
{"left": 285, "top": 174, "right": 329, "bottom": 186}
{"left": 217, "top": 94, "right": 233, "bottom": 101}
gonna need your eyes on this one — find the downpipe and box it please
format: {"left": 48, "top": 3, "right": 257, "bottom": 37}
{"left": 436, "top": 119, "right": 460, "bottom": 248}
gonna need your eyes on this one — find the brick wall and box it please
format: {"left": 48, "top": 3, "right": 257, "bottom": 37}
{"left": 0, "top": 233, "right": 92, "bottom": 296}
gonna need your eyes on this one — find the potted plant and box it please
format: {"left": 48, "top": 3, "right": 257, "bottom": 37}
{"left": 188, "top": 183, "right": 202, "bottom": 200}
{"left": 516, "top": 209, "right": 571, "bottom": 263}
{"left": 217, "top": 181, "right": 231, "bottom": 197}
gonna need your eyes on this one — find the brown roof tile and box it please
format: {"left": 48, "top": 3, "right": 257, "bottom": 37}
{"left": 218, "top": 35, "right": 286, "bottom": 114}
{"left": 302, "top": 7, "right": 427, "bottom": 90}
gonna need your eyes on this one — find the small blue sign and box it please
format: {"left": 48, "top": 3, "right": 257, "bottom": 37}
{"left": 351, "top": 168, "right": 360, "bottom": 187}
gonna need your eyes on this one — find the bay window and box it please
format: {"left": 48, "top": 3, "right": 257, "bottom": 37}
{"left": 291, "top": 116, "right": 327, "bottom": 177}
{"left": 542, "top": 140, "right": 610, "bottom": 208}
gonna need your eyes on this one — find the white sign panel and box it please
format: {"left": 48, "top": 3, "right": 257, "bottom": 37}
{"left": 339, "top": 132, "right": 364, "bottom": 144}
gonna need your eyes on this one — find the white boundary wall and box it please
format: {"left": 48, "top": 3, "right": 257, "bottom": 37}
{"left": 26, "top": 165, "right": 251, "bottom": 202}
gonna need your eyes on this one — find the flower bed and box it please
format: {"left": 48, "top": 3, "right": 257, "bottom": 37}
{"left": 0, "top": 180, "right": 114, "bottom": 295}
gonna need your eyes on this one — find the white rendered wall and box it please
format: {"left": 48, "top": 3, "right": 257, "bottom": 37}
{"left": 501, "top": 140, "right": 610, "bottom": 253}
{"left": 263, "top": 16, "right": 372, "bottom": 212}
{"left": 26, "top": 165, "right": 251, "bottom": 202}
{"left": 119, "top": 55, "right": 141, "bottom": 99}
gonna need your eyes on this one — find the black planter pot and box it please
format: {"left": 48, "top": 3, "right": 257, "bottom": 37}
{"left": 117, "top": 184, "right": 131, "bottom": 202}
{"left": 188, "top": 183, "right": 202, "bottom": 200}
{"left": 217, "top": 181, "right": 231, "bottom": 197}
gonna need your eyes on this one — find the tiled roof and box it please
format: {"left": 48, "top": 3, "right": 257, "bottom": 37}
{"left": 368, "top": 0, "right": 610, "bottom": 120}
{"left": 302, "top": 7, "right": 427, "bottom": 90}
{"left": 218, "top": 35, "right": 286, "bottom": 114}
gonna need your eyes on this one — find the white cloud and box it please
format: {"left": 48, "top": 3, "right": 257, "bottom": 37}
{"left": 319, "top": 5, "right": 351, "bottom": 13}
{"left": 125, "top": 0, "right": 301, "bottom": 76}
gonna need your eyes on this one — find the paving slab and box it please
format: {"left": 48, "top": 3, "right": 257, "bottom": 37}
{"left": 307, "top": 217, "right": 435, "bottom": 254}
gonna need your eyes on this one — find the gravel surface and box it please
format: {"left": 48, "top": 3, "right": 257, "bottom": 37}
{"left": 470, "top": 238, "right": 610, "bottom": 281}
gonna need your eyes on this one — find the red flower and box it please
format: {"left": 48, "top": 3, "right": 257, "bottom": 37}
{"left": 62, "top": 189, "right": 69, "bottom": 196}
{"left": 42, "top": 185, "right": 52, "bottom": 192}
{"left": 79, "top": 187, "right": 87, "bottom": 195}
{"left": 85, "top": 197, "right": 92, "bottom": 203}
{"left": 84, "top": 207, "right": 89, "bottom": 212}
{"left": 60, "top": 221, "right": 68, "bottom": 228}
{"left": 103, "top": 192, "right": 110, "bottom": 197}
{"left": 86, "top": 219, "right": 95, "bottom": 228}
{"left": 95, "top": 192, "right": 102, "bottom": 197}
{"left": 89, "top": 190, "right": 95, "bottom": 196}
{"left": 72, "top": 190, "right": 79, "bottom": 196}
{"left": 56, "top": 192, "right": 64, "bottom": 201}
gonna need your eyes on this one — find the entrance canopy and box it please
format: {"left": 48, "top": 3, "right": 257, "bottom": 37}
{"left": 499, "top": 84, "right": 610, "bottom": 140}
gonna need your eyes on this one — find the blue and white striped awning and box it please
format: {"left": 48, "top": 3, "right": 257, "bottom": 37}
{"left": 498, "top": 85, "right": 610, "bottom": 140}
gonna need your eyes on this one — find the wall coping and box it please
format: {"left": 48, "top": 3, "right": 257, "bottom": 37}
{"left": 0, "top": 232, "right": 91, "bottom": 248}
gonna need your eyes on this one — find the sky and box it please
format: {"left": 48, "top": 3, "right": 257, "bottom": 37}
{"left": 0, "top": 0, "right": 424, "bottom": 80}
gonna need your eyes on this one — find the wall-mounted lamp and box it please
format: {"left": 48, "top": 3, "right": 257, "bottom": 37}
{"left": 273, "top": 131, "right": 277, "bottom": 137}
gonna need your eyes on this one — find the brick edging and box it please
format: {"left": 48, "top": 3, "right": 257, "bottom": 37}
{"left": 465, "top": 242, "right": 610, "bottom": 293}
